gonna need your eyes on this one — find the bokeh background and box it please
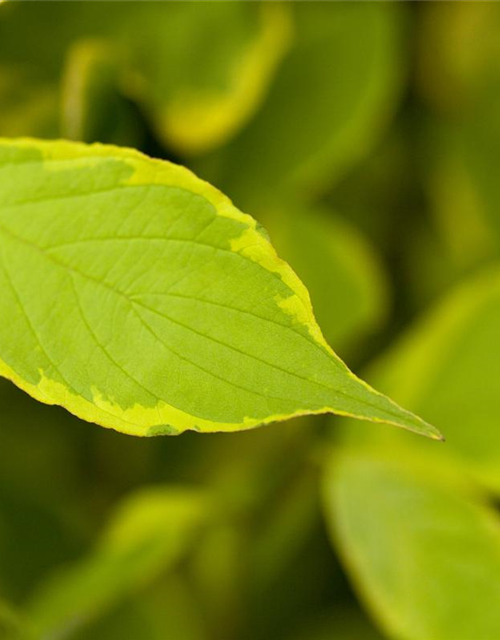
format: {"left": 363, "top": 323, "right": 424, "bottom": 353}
{"left": 1, "top": 2, "right": 500, "bottom": 639}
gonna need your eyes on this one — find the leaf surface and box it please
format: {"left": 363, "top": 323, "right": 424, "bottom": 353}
{"left": 0, "top": 138, "right": 438, "bottom": 438}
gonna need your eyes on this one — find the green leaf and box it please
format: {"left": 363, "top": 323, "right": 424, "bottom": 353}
{"left": 0, "top": 138, "right": 438, "bottom": 439}
{"left": 197, "top": 2, "right": 405, "bottom": 210}
{"left": 27, "top": 487, "right": 206, "bottom": 639}
{"left": 323, "top": 450, "right": 500, "bottom": 640}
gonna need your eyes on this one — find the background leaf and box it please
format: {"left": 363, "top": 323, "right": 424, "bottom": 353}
{"left": 322, "top": 266, "right": 500, "bottom": 638}
{"left": 27, "top": 487, "right": 207, "bottom": 639}
{"left": 340, "top": 266, "right": 500, "bottom": 492}
{"left": 0, "top": 2, "right": 290, "bottom": 154}
{"left": 196, "top": 2, "right": 406, "bottom": 212}
{"left": 324, "top": 451, "right": 500, "bottom": 640}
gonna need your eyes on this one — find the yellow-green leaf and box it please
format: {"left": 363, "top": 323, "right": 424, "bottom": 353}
{"left": 0, "top": 138, "right": 439, "bottom": 439}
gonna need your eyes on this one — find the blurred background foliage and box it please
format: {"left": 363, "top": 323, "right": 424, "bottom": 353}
{"left": 0, "top": 2, "right": 499, "bottom": 639}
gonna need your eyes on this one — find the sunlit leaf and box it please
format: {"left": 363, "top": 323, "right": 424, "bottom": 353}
{"left": 0, "top": 138, "right": 437, "bottom": 438}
